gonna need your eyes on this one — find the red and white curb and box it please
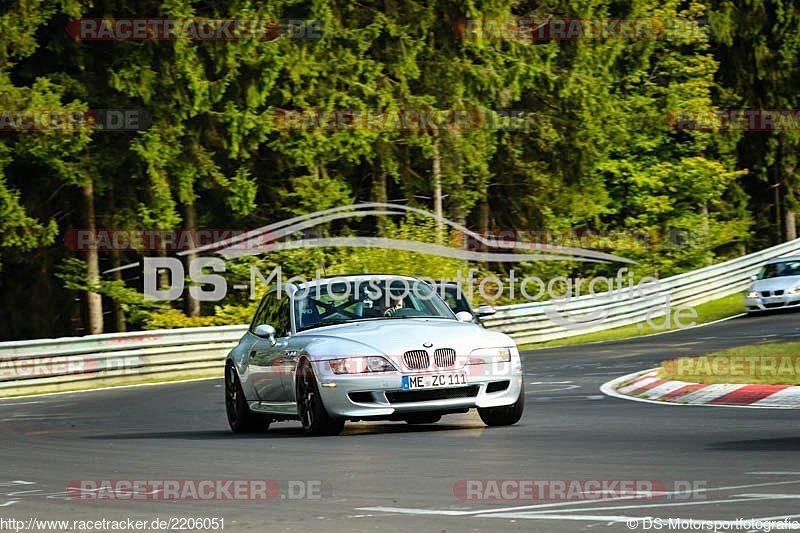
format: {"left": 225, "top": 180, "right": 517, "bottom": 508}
{"left": 601, "top": 369, "right": 800, "bottom": 409}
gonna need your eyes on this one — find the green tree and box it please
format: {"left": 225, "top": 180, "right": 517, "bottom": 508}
{"left": 707, "top": 0, "right": 800, "bottom": 244}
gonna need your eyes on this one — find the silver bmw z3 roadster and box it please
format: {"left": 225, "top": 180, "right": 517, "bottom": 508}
{"left": 225, "top": 275, "right": 524, "bottom": 435}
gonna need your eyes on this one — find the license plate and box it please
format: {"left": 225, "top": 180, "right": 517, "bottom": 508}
{"left": 402, "top": 372, "right": 467, "bottom": 390}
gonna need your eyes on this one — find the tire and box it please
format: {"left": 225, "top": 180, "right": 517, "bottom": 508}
{"left": 296, "top": 359, "right": 345, "bottom": 436}
{"left": 225, "top": 363, "right": 270, "bottom": 434}
{"left": 405, "top": 414, "right": 442, "bottom": 424}
{"left": 478, "top": 382, "right": 524, "bottom": 427}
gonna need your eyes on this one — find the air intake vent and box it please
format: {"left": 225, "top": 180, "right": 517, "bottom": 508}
{"left": 386, "top": 385, "right": 480, "bottom": 404}
{"left": 486, "top": 380, "right": 510, "bottom": 393}
{"left": 433, "top": 348, "right": 456, "bottom": 368}
{"left": 403, "top": 350, "right": 430, "bottom": 370}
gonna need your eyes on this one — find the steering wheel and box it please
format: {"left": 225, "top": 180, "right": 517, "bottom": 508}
{"left": 384, "top": 307, "right": 424, "bottom": 318}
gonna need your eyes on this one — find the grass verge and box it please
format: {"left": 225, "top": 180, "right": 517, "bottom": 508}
{"left": 523, "top": 293, "right": 744, "bottom": 350}
{"left": 657, "top": 341, "right": 800, "bottom": 385}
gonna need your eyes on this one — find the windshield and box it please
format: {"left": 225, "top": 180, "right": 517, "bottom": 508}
{"left": 759, "top": 261, "right": 800, "bottom": 279}
{"left": 294, "top": 278, "right": 456, "bottom": 331}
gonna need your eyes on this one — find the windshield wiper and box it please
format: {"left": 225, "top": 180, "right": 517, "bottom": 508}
{"left": 390, "top": 315, "right": 450, "bottom": 319}
{"left": 297, "top": 319, "right": 351, "bottom": 331}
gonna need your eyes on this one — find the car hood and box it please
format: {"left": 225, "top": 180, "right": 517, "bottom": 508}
{"left": 295, "top": 318, "right": 513, "bottom": 357}
{"left": 750, "top": 275, "right": 800, "bottom": 292}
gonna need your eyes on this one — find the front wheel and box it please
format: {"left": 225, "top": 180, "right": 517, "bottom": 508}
{"left": 296, "top": 359, "right": 345, "bottom": 436}
{"left": 225, "top": 363, "right": 270, "bottom": 433}
{"left": 478, "top": 382, "right": 524, "bottom": 427}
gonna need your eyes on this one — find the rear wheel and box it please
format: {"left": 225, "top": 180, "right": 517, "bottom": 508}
{"left": 225, "top": 363, "right": 270, "bottom": 433}
{"left": 296, "top": 359, "right": 345, "bottom": 436}
{"left": 478, "top": 382, "right": 524, "bottom": 427}
{"left": 405, "top": 414, "right": 442, "bottom": 424}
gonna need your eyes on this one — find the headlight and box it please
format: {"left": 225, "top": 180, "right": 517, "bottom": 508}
{"left": 328, "top": 356, "right": 397, "bottom": 374}
{"left": 790, "top": 287, "right": 800, "bottom": 294}
{"left": 468, "top": 347, "right": 513, "bottom": 364}
{"left": 745, "top": 291, "right": 760, "bottom": 298}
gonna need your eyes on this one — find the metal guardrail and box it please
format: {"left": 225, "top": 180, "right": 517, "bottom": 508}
{"left": 0, "top": 325, "right": 247, "bottom": 396}
{"left": 1, "top": 239, "right": 800, "bottom": 396}
{"left": 483, "top": 238, "right": 800, "bottom": 343}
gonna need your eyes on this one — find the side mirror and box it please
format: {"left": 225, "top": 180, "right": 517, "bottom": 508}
{"left": 749, "top": 274, "right": 758, "bottom": 281}
{"left": 455, "top": 311, "right": 474, "bottom": 323}
{"left": 254, "top": 324, "right": 277, "bottom": 346}
{"left": 475, "top": 304, "right": 497, "bottom": 317}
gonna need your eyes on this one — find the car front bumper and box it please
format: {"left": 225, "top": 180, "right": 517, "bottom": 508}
{"left": 745, "top": 293, "right": 800, "bottom": 312}
{"left": 310, "top": 359, "right": 523, "bottom": 419}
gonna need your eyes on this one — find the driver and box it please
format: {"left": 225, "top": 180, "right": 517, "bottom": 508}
{"left": 383, "top": 295, "right": 405, "bottom": 317}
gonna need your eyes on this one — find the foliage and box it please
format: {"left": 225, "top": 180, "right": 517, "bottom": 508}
{"left": 0, "top": 0, "right": 788, "bottom": 338}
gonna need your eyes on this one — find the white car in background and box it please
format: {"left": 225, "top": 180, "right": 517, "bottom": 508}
{"left": 744, "top": 257, "right": 800, "bottom": 314}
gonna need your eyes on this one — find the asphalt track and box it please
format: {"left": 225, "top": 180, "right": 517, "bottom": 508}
{"left": 2, "top": 312, "right": 800, "bottom": 532}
